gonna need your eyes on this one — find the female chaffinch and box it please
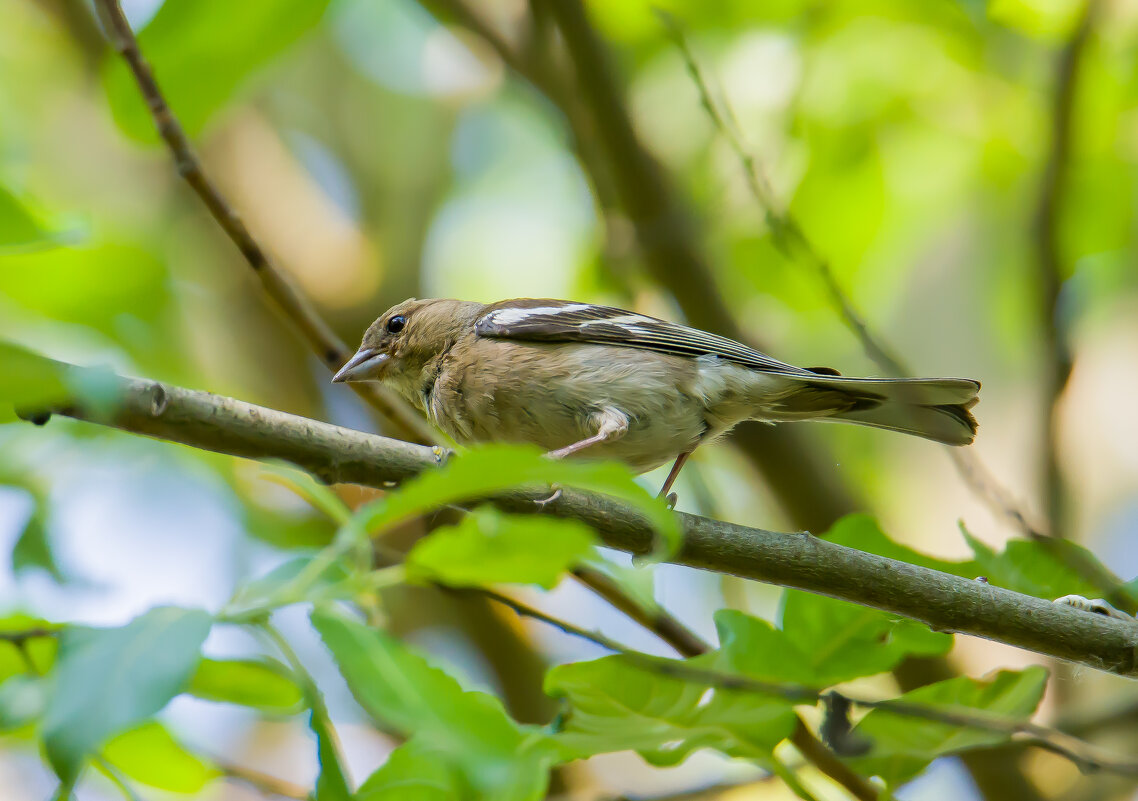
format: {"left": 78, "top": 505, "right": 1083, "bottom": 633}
{"left": 333, "top": 298, "right": 978, "bottom": 497}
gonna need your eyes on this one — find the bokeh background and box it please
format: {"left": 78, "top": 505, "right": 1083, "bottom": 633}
{"left": 2, "top": 0, "right": 1138, "bottom": 798}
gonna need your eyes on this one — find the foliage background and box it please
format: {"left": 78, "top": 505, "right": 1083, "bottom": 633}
{"left": 2, "top": 0, "right": 1138, "bottom": 799}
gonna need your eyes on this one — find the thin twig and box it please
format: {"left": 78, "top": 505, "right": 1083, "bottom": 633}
{"left": 215, "top": 760, "right": 310, "bottom": 800}
{"left": 481, "top": 588, "right": 1138, "bottom": 777}
{"left": 90, "top": 0, "right": 437, "bottom": 446}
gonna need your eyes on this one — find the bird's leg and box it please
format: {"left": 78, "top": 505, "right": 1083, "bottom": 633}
{"left": 545, "top": 408, "right": 629, "bottom": 460}
{"left": 658, "top": 451, "right": 691, "bottom": 501}
{"left": 537, "top": 409, "right": 629, "bottom": 507}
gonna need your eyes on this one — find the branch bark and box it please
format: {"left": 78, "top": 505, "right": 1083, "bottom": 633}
{"left": 37, "top": 364, "right": 1138, "bottom": 678}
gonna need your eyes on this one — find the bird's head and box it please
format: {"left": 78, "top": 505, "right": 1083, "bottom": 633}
{"left": 333, "top": 298, "right": 476, "bottom": 402}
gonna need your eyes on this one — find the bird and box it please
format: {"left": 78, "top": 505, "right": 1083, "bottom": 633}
{"left": 333, "top": 298, "right": 979, "bottom": 498}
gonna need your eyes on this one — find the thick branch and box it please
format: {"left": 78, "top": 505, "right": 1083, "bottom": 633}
{"left": 39, "top": 366, "right": 1138, "bottom": 677}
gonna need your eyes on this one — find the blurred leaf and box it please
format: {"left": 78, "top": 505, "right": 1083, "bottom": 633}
{"left": 356, "top": 738, "right": 466, "bottom": 801}
{"left": 102, "top": 0, "right": 333, "bottom": 140}
{"left": 361, "top": 444, "right": 680, "bottom": 560}
{"left": 12, "top": 511, "right": 64, "bottom": 582}
{"left": 989, "top": 0, "right": 1084, "bottom": 40}
{"left": 0, "top": 343, "right": 123, "bottom": 420}
{"left": 824, "top": 514, "right": 977, "bottom": 576}
{"left": 312, "top": 607, "right": 552, "bottom": 800}
{"left": 258, "top": 462, "right": 352, "bottom": 525}
{"left": 0, "top": 342, "right": 69, "bottom": 409}
{"left": 963, "top": 531, "right": 1104, "bottom": 600}
{"left": 406, "top": 508, "right": 597, "bottom": 589}
{"left": 227, "top": 556, "right": 350, "bottom": 616}
{"left": 0, "top": 617, "right": 58, "bottom": 684}
{"left": 311, "top": 708, "right": 352, "bottom": 801}
{"left": 242, "top": 502, "right": 336, "bottom": 549}
{"left": 545, "top": 655, "right": 795, "bottom": 766}
{"left": 42, "top": 606, "right": 212, "bottom": 783}
{"left": 848, "top": 667, "right": 1049, "bottom": 788}
{"left": 0, "top": 185, "right": 52, "bottom": 252}
{"left": 103, "top": 721, "right": 220, "bottom": 793}
{"left": 187, "top": 658, "right": 303, "bottom": 712}
{"left": 0, "top": 243, "right": 169, "bottom": 336}
{"left": 8, "top": 486, "right": 65, "bottom": 583}
{"left": 0, "top": 675, "right": 46, "bottom": 731}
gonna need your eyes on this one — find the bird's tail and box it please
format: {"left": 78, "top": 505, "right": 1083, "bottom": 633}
{"left": 765, "top": 374, "right": 980, "bottom": 446}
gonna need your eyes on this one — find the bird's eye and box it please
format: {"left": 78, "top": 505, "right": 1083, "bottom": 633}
{"left": 386, "top": 315, "right": 406, "bottom": 334}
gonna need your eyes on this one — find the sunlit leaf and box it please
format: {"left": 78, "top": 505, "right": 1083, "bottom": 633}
{"left": 406, "top": 508, "right": 597, "bottom": 589}
{"left": 0, "top": 617, "right": 59, "bottom": 684}
{"left": 188, "top": 658, "right": 303, "bottom": 713}
{"left": 360, "top": 444, "right": 680, "bottom": 560}
{"left": 356, "top": 738, "right": 466, "bottom": 801}
{"left": 103, "top": 721, "right": 220, "bottom": 793}
{"left": 102, "top": 0, "right": 333, "bottom": 140}
{"left": 545, "top": 654, "right": 795, "bottom": 766}
{"left": 312, "top": 607, "right": 552, "bottom": 800}
{"left": 41, "top": 606, "right": 212, "bottom": 783}
{"left": 0, "top": 185, "right": 52, "bottom": 252}
{"left": 848, "top": 667, "right": 1049, "bottom": 788}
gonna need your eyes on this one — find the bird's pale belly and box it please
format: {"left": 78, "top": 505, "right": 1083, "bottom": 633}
{"left": 427, "top": 341, "right": 711, "bottom": 473}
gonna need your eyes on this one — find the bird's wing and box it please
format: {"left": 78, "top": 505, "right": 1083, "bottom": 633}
{"left": 474, "top": 299, "right": 808, "bottom": 374}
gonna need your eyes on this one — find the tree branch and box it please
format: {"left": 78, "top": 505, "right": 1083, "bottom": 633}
{"left": 91, "top": 0, "right": 436, "bottom": 446}
{"left": 1034, "top": 4, "right": 1095, "bottom": 540}
{"left": 34, "top": 364, "right": 1138, "bottom": 678}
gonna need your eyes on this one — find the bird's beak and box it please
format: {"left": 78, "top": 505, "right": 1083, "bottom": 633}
{"left": 332, "top": 349, "right": 389, "bottom": 383}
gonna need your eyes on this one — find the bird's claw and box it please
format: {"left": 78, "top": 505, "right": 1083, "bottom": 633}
{"left": 535, "top": 484, "right": 563, "bottom": 507}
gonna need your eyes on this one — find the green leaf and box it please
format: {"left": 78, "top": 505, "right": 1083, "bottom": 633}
{"left": 963, "top": 531, "right": 1103, "bottom": 600}
{"left": 0, "top": 185, "right": 52, "bottom": 252}
{"left": 406, "top": 508, "right": 597, "bottom": 589}
{"left": 0, "top": 675, "right": 47, "bottom": 731}
{"left": 778, "top": 591, "right": 952, "bottom": 685}
{"left": 41, "top": 606, "right": 212, "bottom": 783}
{"left": 713, "top": 598, "right": 950, "bottom": 689}
{"left": 226, "top": 556, "right": 351, "bottom": 618}
{"left": 103, "top": 721, "right": 220, "bottom": 793}
{"left": 102, "top": 0, "right": 333, "bottom": 140}
{"left": 11, "top": 503, "right": 65, "bottom": 583}
{"left": 311, "top": 708, "right": 353, "bottom": 801}
{"left": 0, "top": 342, "right": 70, "bottom": 409}
{"left": 312, "top": 607, "right": 551, "bottom": 800}
{"left": 187, "top": 658, "right": 303, "bottom": 712}
{"left": 361, "top": 444, "right": 680, "bottom": 560}
{"left": 356, "top": 739, "right": 466, "bottom": 801}
{"left": 0, "top": 617, "right": 58, "bottom": 684}
{"left": 545, "top": 655, "right": 796, "bottom": 767}
{"left": 848, "top": 667, "right": 1049, "bottom": 788}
